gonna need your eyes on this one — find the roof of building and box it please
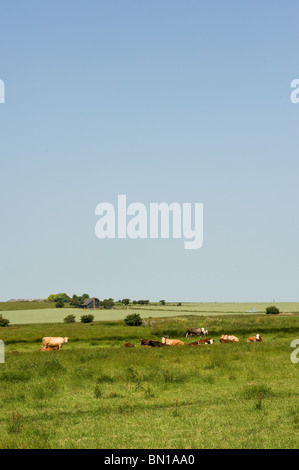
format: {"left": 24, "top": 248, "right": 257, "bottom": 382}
{"left": 81, "top": 298, "right": 94, "bottom": 306}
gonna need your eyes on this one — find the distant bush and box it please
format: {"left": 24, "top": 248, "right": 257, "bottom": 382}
{"left": 55, "top": 300, "right": 64, "bottom": 308}
{"left": 64, "top": 314, "right": 76, "bottom": 323}
{"left": 124, "top": 313, "right": 143, "bottom": 326}
{"left": 81, "top": 314, "right": 94, "bottom": 323}
{"left": 266, "top": 306, "right": 280, "bottom": 315}
{"left": 0, "top": 314, "right": 10, "bottom": 327}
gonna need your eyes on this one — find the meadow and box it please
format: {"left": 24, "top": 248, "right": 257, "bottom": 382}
{"left": 1, "top": 301, "right": 299, "bottom": 325}
{"left": 0, "top": 313, "right": 299, "bottom": 449}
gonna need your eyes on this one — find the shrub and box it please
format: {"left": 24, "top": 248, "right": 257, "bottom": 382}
{"left": 266, "top": 305, "right": 280, "bottom": 315}
{"left": 64, "top": 314, "right": 76, "bottom": 323}
{"left": 0, "top": 314, "right": 10, "bottom": 327}
{"left": 81, "top": 314, "right": 94, "bottom": 323}
{"left": 124, "top": 313, "right": 143, "bottom": 326}
{"left": 55, "top": 300, "right": 64, "bottom": 308}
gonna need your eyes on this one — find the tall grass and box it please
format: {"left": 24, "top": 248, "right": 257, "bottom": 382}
{"left": 0, "top": 315, "right": 298, "bottom": 448}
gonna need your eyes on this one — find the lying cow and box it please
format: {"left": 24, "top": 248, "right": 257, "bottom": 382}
{"left": 124, "top": 342, "right": 135, "bottom": 348}
{"left": 161, "top": 337, "right": 185, "bottom": 346}
{"left": 246, "top": 334, "right": 263, "bottom": 343}
{"left": 39, "top": 345, "right": 59, "bottom": 352}
{"left": 220, "top": 335, "right": 239, "bottom": 343}
{"left": 187, "top": 338, "right": 214, "bottom": 346}
{"left": 148, "top": 340, "right": 166, "bottom": 347}
{"left": 42, "top": 337, "right": 69, "bottom": 350}
{"left": 185, "top": 328, "right": 208, "bottom": 338}
{"left": 140, "top": 339, "right": 167, "bottom": 347}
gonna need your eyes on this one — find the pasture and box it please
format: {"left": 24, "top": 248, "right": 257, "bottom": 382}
{"left": 0, "top": 314, "right": 299, "bottom": 449}
{"left": 1, "top": 301, "right": 299, "bottom": 325}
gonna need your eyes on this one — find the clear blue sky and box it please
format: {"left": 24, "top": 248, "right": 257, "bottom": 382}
{"left": 0, "top": 1, "right": 298, "bottom": 302}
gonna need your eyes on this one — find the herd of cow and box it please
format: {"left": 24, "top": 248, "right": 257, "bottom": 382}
{"left": 38, "top": 328, "right": 263, "bottom": 352}
{"left": 134, "top": 329, "right": 263, "bottom": 348}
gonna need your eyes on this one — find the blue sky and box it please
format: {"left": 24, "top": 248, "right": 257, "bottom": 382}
{"left": 0, "top": 1, "right": 298, "bottom": 302}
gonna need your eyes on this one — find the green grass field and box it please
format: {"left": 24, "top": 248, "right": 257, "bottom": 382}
{"left": 1, "top": 302, "right": 299, "bottom": 325}
{"left": 0, "top": 313, "right": 299, "bottom": 449}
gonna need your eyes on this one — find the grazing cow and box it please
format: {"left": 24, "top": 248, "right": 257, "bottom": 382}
{"left": 124, "top": 342, "right": 135, "bottom": 348}
{"left": 42, "top": 337, "right": 69, "bottom": 350}
{"left": 185, "top": 328, "right": 208, "bottom": 338}
{"left": 187, "top": 338, "right": 214, "bottom": 346}
{"left": 219, "top": 335, "right": 239, "bottom": 343}
{"left": 246, "top": 334, "right": 263, "bottom": 343}
{"left": 161, "top": 337, "right": 185, "bottom": 346}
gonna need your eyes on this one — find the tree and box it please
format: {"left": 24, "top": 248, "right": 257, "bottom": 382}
{"left": 159, "top": 300, "right": 166, "bottom": 306}
{"left": 266, "top": 306, "right": 280, "bottom": 315}
{"left": 100, "top": 298, "right": 114, "bottom": 309}
{"left": 80, "top": 293, "right": 90, "bottom": 302}
{"left": 48, "top": 293, "right": 71, "bottom": 303}
{"left": 69, "top": 295, "right": 80, "bottom": 307}
{"left": 122, "top": 299, "right": 130, "bottom": 306}
{"left": 124, "top": 313, "right": 142, "bottom": 326}
{"left": 55, "top": 300, "right": 64, "bottom": 308}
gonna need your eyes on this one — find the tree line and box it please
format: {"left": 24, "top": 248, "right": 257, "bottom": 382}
{"left": 47, "top": 293, "right": 167, "bottom": 309}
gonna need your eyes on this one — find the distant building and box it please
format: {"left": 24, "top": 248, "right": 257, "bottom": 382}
{"left": 80, "top": 297, "right": 100, "bottom": 309}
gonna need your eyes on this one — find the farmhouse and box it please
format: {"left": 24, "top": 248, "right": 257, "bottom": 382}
{"left": 80, "top": 297, "right": 99, "bottom": 309}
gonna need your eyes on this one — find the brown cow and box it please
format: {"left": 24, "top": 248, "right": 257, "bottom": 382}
{"left": 124, "top": 342, "right": 135, "bottom": 347}
{"left": 141, "top": 339, "right": 151, "bottom": 346}
{"left": 188, "top": 338, "right": 214, "bottom": 346}
{"left": 220, "top": 335, "right": 239, "bottom": 343}
{"left": 246, "top": 334, "right": 263, "bottom": 343}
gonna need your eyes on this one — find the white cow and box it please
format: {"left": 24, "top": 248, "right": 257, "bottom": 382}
{"left": 42, "top": 337, "right": 69, "bottom": 350}
{"left": 161, "top": 337, "right": 185, "bottom": 346}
